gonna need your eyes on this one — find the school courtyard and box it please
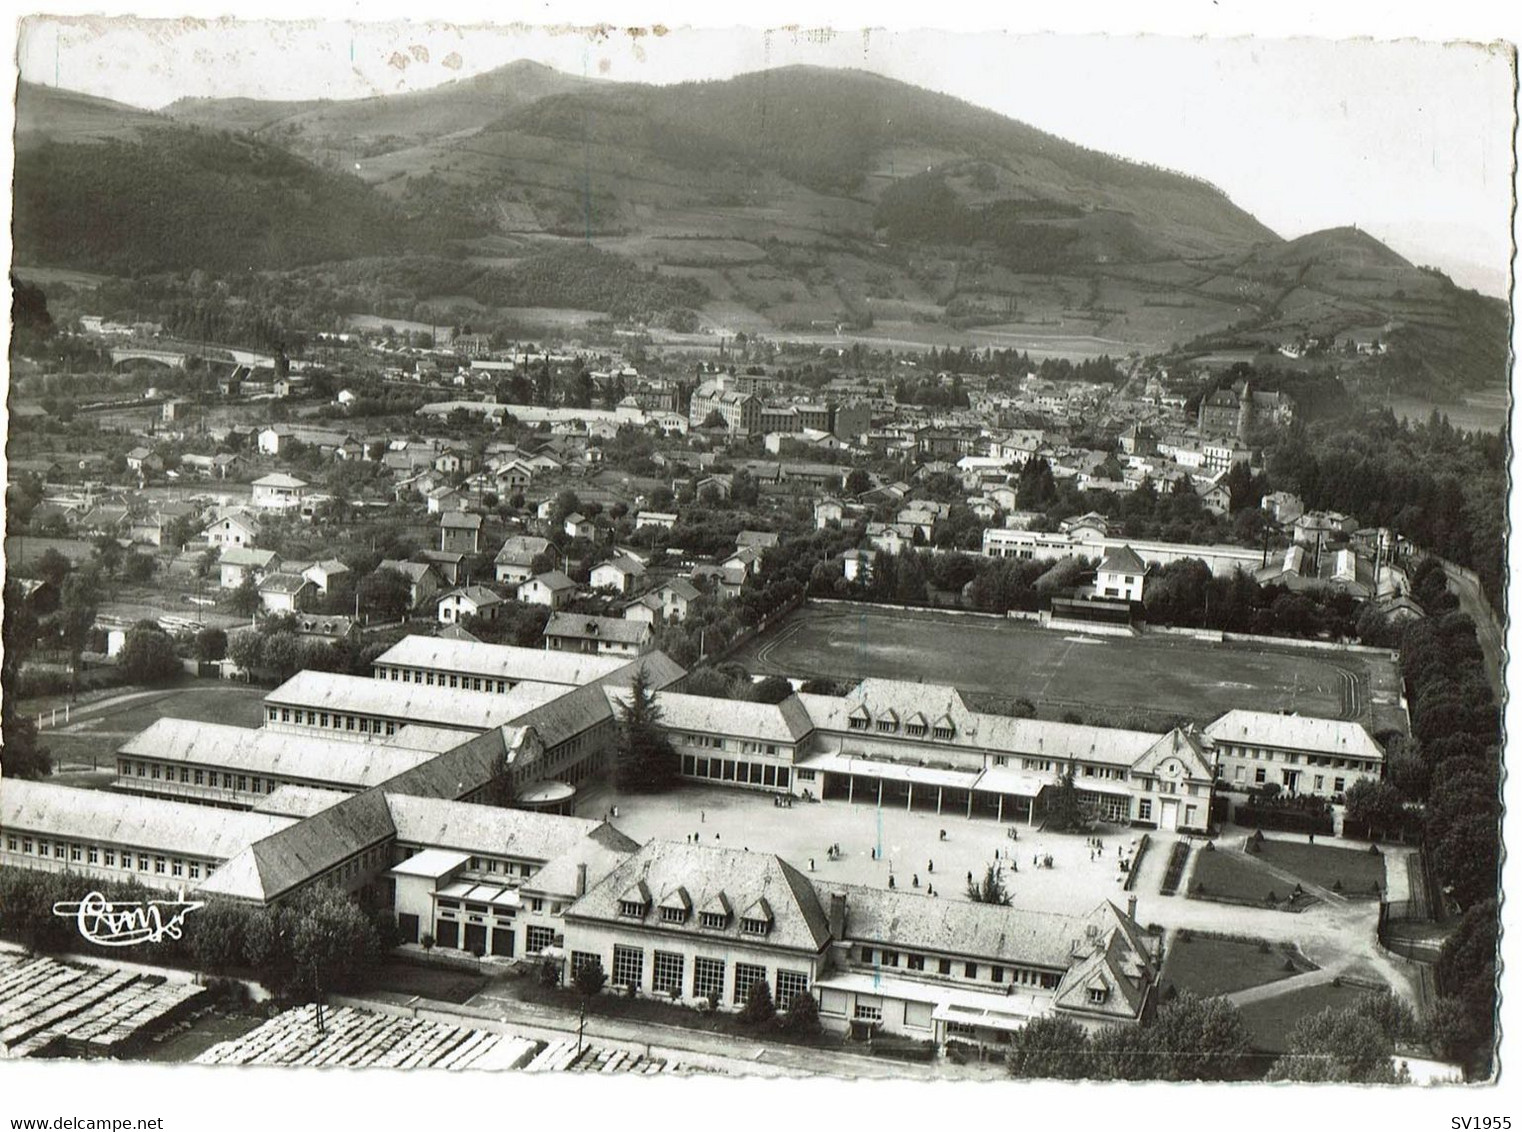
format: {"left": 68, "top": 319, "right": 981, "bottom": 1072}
{"left": 580, "top": 779, "right": 1155, "bottom": 916}
{"left": 731, "top": 603, "right": 1402, "bottom": 730}
{"left": 573, "top": 779, "right": 1425, "bottom": 1023}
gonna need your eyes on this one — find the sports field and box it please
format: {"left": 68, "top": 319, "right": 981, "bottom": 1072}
{"left": 733, "top": 604, "right": 1388, "bottom": 728}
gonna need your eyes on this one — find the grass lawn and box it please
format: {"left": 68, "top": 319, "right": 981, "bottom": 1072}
{"left": 1186, "top": 847, "right": 1317, "bottom": 911}
{"left": 1160, "top": 935, "right": 1317, "bottom": 999}
{"left": 37, "top": 681, "right": 269, "bottom": 770}
{"left": 1254, "top": 838, "right": 1388, "bottom": 899}
{"left": 732, "top": 604, "right": 1378, "bottom": 727}
{"left": 369, "top": 961, "right": 487, "bottom": 1005}
{"left": 1238, "top": 981, "right": 1388, "bottom": 1054}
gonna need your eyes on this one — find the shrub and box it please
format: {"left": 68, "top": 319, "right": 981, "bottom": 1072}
{"left": 420, "top": 933, "right": 435, "bottom": 952}
{"left": 781, "top": 991, "right": 821, "bottom": 1035}
{"left": 574, "top": 956, "right": 607, "bottom": 998}
{"left": 538, "top": 957, "right": 561, "bottom": 988}
{"left": 740, "top": 977, "right": 776, "bottom": 1025}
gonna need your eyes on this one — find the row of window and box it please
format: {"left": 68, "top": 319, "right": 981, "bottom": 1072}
{"left": 1224, "top": 745, "right": 1373, "bottom": 772}
{"left": 5, "top": 833, "right": 206, "bottom": 879}
{"left": 847, "top": 716, "right": 956, "bottom": 741}
{"left": 617, "top": 898, "right": 771, "bottom": 936}
{"left": 267, "top": 707, "right": 399, "bottom": 736}
{"left": 671, "top": 732, "right": 783, "bottom": 757}
{"left": 119, "top": 760, "right": 293, "bottom": 796}
{"left": 376, "top": 666, "right": 516, "bottom": 694}
{"left": 601, "top": 948, "right": 809, "bottom": 1007}
{"left": 1229, "top": 765, "right": 1350, "bottom": 793}
{"left": 855, "top": 946, "right": 1060, "bottom": 990}
{"left": 679, "top": 754, "right": 793, "bottom": 790}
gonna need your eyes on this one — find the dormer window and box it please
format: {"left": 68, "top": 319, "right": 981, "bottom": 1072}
{"left": 848, "top": 706, "right": 870, "bottom": 731}
{"left": 619, "top": 879, "right": 652, "bottom": 918}
{"left": 657, "top": 885, "right": 691, "bottom": 925}
{"left": 699, "top": 890, "right": 732, "bottom": 930}
{"left": 876, "top": 710, "right": 898, "bottom": 734}
{"left": 740, "top": 897, "right": 773, "bottom": 936}
{"left": 1087, "top": 986, "right": 1109, "bottom": 1005}
{"left": 905, "top": 713, "right": 928, "bottom": 738}
{"left": 932, "top": 715, "right": 956, "bottom": 741}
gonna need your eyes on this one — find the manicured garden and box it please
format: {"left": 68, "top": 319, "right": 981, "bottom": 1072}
{"left": 1253, "top": 837, "right": 1387, "bottom": 899}
{"left": 1160, "top": 932, "right": 1318, "bottom": 999}
{"left": 1186, "top": 843, "right": 1318, "bottom": 911}
{"left": 1236, "top": 979, "right": 1390, "bottom": 1054}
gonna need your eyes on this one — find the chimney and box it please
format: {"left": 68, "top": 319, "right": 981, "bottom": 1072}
{"left": 828, "top": 892, "right": 847, "bottom": 940}
{"left": 1127, "top": 894, "right": 1138, "bottom": 921}
{"left": 576, "top": 863, "right": 588, "bottom": 897}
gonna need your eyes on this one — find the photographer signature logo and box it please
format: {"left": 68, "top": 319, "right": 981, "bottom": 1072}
{"left": 52, "top": 891, "right": 204, "bottom": 947}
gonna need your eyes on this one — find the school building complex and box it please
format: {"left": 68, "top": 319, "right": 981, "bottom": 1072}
{"left": 0, "top": 633, "right": 1388, "bottom": 1050}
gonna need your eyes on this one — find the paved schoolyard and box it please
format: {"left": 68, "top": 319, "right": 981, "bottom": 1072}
{"left": 730, "top": 604, "right": 1386, "bottom": 726}
{"left": 576, "top": 781, "right": 1143, "bottom": 914}
{"left": 575, "top": 783, "right": 1425, "bottom": 1019}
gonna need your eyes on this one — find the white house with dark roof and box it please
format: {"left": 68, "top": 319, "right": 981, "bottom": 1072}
{"left": 624, "top": 578, "right": 699, "bottom": 625}
{"left": 258, "top": 572, "right": 317, "bottom": 614}
{"left": 517, "top": 571, "right": 575, "bottom": 609}
{"left": 219, "top": 547, "right": 280, "bottom": 589}
{"left": 436, "top": 585, "right": 504, "bottom": 626}
{"left": 251, "top": 473, "right": 308, "bottom": 510}
{"left": 1095, "top": 545, "right": 1146, "bottom": 602}
{"left": 204, "top": 511, "right": 261, "bottom": 549}
{"left": 1205, "top": 709, "right": 1384, "bottom": 800}
{"left": 494, "top": 535, "right": 551, "bottom": 584}
{"left": 544, "top": 613, "right": 653, "bottom": 658}
{"left": 588, "top": 555, "right": 646, "bottom": 595}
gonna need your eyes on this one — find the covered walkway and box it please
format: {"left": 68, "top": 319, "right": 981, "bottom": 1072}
{"left": 801, "top": 753, "right": 1046, "bottom": 824}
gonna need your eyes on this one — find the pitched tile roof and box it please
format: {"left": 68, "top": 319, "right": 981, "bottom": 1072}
{"left": 2, "top": 779, "right": 295, "bottom": 864}
{"left": 622, "top": 690, "right": 813, "bottom": 744}
{"left": 372, "top": 636, "right": 627, "bottom": 686}
{"left": 545, "top": 613, "right": 652, "bottom": 646}
{"left": 566, "top": 840, "right": 831, "bottom": 955}
{"left": 264, "top": 670, "right": 564, "bottom": 731}
{"left": 116, "top": 719, "right": 445, "bottom": 788}
{"left": 384, "top": 794, "right": 607, "bottom": 861}
{"left": 1204, "top": 710, "right": 1384, "bottom": 760}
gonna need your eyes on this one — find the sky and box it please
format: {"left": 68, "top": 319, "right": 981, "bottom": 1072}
{"left": 11, "top": 11, "right": 1520, "bottom": 296}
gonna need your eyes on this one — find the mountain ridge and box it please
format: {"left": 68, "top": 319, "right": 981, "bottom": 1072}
{"left": 11, "top": 63, "right": 1507, "bottom": 393}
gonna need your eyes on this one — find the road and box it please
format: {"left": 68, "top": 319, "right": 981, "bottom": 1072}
{"left": 1441, "top": 561, "right": 1506, "bottom": 702}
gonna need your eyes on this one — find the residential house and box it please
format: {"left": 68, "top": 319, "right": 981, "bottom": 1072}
{"left": 1198, "top": 481, "right": 1232, "bottom": 518}
{"left": 544, "top": 613, "right": 654, "bottom": 658}
{"left": 376, "top": 560, "right": 440, "bottom": 609}
{"left": 1094, "top": 546, "right": 1147, "bottom": 603}
{"left": 563, "top": 512, "right": 596, "bottom": 541}
{"left": 842, "top": 548, "right": 876, "bottom": 584}
{"left": 437, "top": 586, "right": 505, "bottom": 626}
{"left": 494, "top": 535, "right": 552, "bottom": 585}
{"left": 735, "top": 530, "right": 780, "bottom": 553}
{"left": 258, "top": 573, "right": 317, "bottom": 615}
{"left": 590, "top": 556, "right": 648, "bottom": 595}
{"left": 722, "top": 546, "right": 764, "bottom": 578}
{"left": 517, "top": 571, "right": 576, "bottom": 609}
{"left": 440, "top": 511, "right": 483, "bottom": 554}
{"left": 219, "top": 548, "right": 280, "bottom": 590}
{"left": 433, "top": 447, "right": 476, "bottom": 475}
{"left": 814, "top": 498, "right": 847, "bottom": 529}
{"left": 635, "top": 511, "right": 678, "bottom": 531}
{"left": 300, "top": 559, "right": 351, "bottom": 595}
{"left": 125, "top": 447, "right": 163, "bottom": 475}
{"left": 251, "top": 473, "right": 308, "bottom": 511}
{"left": 624, "top": 578, "right": 700, "bottom": 625}
{"left": 418, "top": 550, "right": 466, "bottom": 587}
